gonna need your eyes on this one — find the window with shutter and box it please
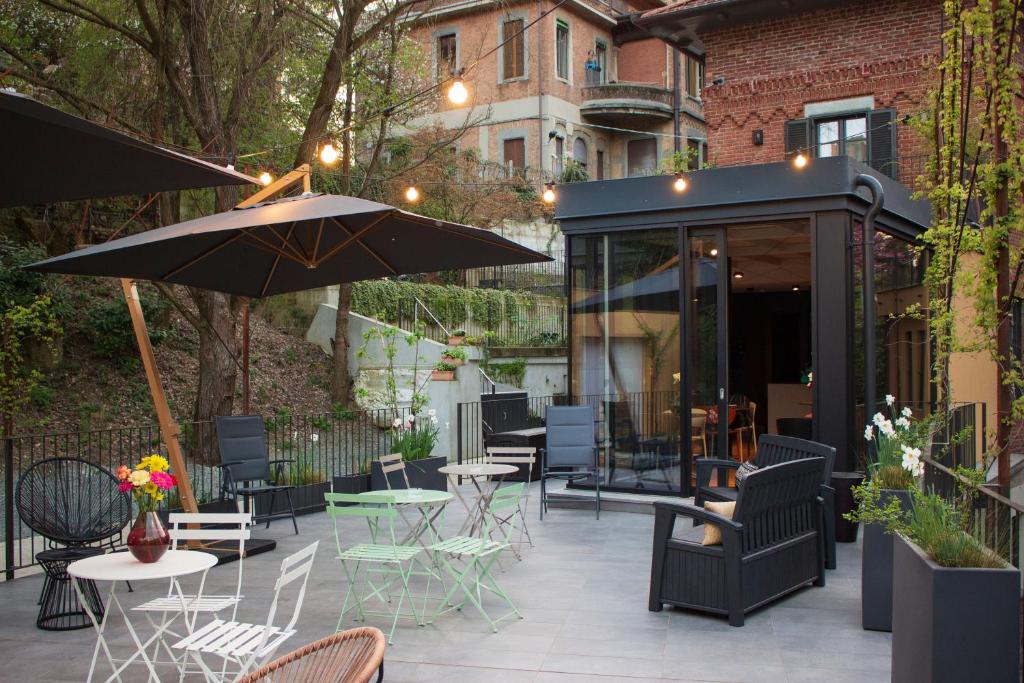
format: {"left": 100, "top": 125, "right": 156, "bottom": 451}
{"left": 867, "top": 109, "right": 897, "bottom": 178}
{"left": 502, "top": 19, "right": 525, "bottom": 80}
{"left": 503, "top": 138, "right": 526, "bottom": 175}
{"left": 784, "top": 119, "right": 810, "bottom": 159}
{"left": 436, "top": 34, "right": 457, "bottom": 83}
{"left": 627, "top": 138, "right": 657, "bottom": 176}
{"left": 573, "top": 138, "right": 588, "bottom": 168}
{"left": 556, "top": 21, "right": 569, "bottom": 80}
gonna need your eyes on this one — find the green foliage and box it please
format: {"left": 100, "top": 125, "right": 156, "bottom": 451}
{"left": 84, "top": 291, "right": 168, "bottom": 358}
{"left": 390, "top": 415, "right": 439, "bottom": 461}
{"left": 433, "top": 360, "right": 457, "bottom": 372}
{"left": 286, "top": 457, "right": 328, "bottom": 485}
{"left": 480, "top": 358, "right": 526, "bottom": 387}
{"left": 863, "top": 401, "right": 932, "bottom": 489}
{"left": 559, "top": 159, "right": 589, "bottom": 184}
{"left": 331, "top": 402, "right": 357, "bottom": 421}
{"left": 451, "top": 329, "right": 467, "bottom": 337}
{"left": 28, "top": 383, "right": 54, "bottom": 408}
{"left": 311, "top": 415, "right": 332, "bottom": 432}
{"left": 0, "top": 295, "right": 62, "bottom": 434}
{"left": 659, "top": 149, "right": 698, "bottom": 174}
{"left": 442, "top": 345, "right": 467, "bottom": 361}
{"left": 358, "top": 321, "right": 430, "bottom": 418}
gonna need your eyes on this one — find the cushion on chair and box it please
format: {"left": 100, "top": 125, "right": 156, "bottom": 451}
{"left": 701, "top": 501, "right": 736, "bottom": 546}
{"left": 735, "top": 461, "right": 758, "bottom": 485}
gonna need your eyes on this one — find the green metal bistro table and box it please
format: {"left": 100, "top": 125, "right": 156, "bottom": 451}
{"left": 357, "top": 488, "right": 452, "bottom": 550}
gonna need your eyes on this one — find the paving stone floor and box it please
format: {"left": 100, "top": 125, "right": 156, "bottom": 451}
{"left": 0, "top": 488, "right": 891, "bottom": 682}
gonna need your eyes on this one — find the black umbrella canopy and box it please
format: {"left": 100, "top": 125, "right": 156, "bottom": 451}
{"left": 0, "top": 89, "right": 256, "bottom": 208}
{"left": 27, "top": 193, "right": 552, "bottom": 297}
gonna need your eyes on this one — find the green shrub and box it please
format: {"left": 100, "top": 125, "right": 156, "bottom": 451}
{"left": 84, "top": 290, "right": 168, "bottom": 358}
{"left": 443, "top": 345, "right": 468, "bottom": 361}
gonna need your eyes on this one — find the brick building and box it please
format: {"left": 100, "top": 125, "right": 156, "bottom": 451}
{"left": 404, "top": 0, "right": 708, "bottom": 184}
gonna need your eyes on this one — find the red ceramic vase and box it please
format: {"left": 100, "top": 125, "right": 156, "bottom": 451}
{"left": 127, "top": 511, "right": 170, "bottom": 563}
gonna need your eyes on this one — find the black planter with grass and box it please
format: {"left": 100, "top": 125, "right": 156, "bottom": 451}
{"left": 371, "top": 454, "right": 448, "bottom": 491}
{"left": 892, "top": 533, "right": 1020, "bottom": 682}
{"left": 861, "top": 488, "right": 911, "bottom": 631}
{"left": 333, "top": 472, "right": 370, "bottom": 495}
{"left": 255, "top": 481, "right": 331, "bottom": 517}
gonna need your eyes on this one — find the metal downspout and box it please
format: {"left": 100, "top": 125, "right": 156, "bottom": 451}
{"left": 855, "top": 173, "right": 884, "bottom": 423}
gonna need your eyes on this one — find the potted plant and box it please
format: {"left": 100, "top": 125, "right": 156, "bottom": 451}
{"left": 371, "top": 410, "right": 448, "bottom": 490}
{"left": 856, "top": 471, "right": 1020, "bottom": 682}
{"left": 848, "top": 395, "right": 928, "bottom": 631}
{"left": 431, "top": 359, "right": 457, "bottom": 380}
{"left": 257, "top": 431, "right": 331, "bottom": 516}
{"left": 333, "top": 457, "right": 371, "bottom": 497}
{"left": 448, "top": 329, "right": 467, "bottom": 346}
{"left": 442, "top": 345, "right": 467, "bottom": 367}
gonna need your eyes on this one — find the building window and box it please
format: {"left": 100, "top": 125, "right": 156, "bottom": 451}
{"left": 816, "top": 115, "right": 867, "bottom": 162}
{"left": 685, "top": 56, "right": 703, "bottom": 99}
{"left": 627, "top": 138, "right": 657, "bottom": 176}
{"left": 573, "top": 138, "right": 588, "bottom": 169}
{"left": 436, "top": 33, "right": 457, "bottom": 82}
{"left": 587, "top": 41, "right": 607, "bottom": 85}
{"left": 556, "top": 20, "right": 569, "bottom": 80}
{"left": 554, "top": 136, "right": 565, "bottom": 176}
{"left": 501, "top": 18, "right": 525, "bottom": 81}
{"left": 687, "top": 139, "right": 700, "bottom": 170}
{"left": 503, "top": 137, "right": 526, "bottom": 175}
{"left": 596, "top": 150, "right": 605, "bottom": 180}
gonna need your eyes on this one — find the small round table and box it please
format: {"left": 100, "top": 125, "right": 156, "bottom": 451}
{"left": 439, "top": 464, "right": 518, "bottom": 536}
{"left": 357, "top": 488, "right": 453, "bottom": 549}
{"left": 69, "top": 550, "right": 218, "bottom": 683}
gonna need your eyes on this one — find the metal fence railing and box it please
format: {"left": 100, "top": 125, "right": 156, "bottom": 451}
{"left": 1, "top": 406, "right": 412, "bottom": 579}
{"left": 392, "top": 293, "right": 566, "bottom": 348}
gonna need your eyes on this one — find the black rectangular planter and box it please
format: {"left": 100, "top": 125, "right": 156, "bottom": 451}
{"left": 255, "top": 481, "right": 331, "bottom": 517}
{"left": 892, "top": 534, "right": 1020, "bottom": 683}
{"left": 861, "top": 488, "right": 911, "bottom": 632}
{"left": 371, "top": 454, "right": 448, "bottom": 491}
{"left": 333, "top": 473, "right": 370, "bottom": 495}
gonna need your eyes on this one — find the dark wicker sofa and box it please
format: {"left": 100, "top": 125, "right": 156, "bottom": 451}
{"left": 694, "top": 434, "right": 837, "bottom": 569}
{"left": 649, "top": 458, "right": 827, "bottom": 626}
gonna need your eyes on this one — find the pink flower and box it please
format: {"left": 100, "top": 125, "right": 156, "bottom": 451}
{"left": 118, "top": 481, "right": 134, "bottom": 493}
{"left": 115, "top": 465, "right": 131, "bottom": 481}
{"left": 150, "top": 471, "right": 177, "bottom": 491}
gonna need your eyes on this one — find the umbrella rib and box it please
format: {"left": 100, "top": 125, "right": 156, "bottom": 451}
{"left": 162, "top": 231, "right": 248, "bottom": 280}
{"left": 259, "top": 222, "right": 299, "bottom": 297}
{"left": 241, "top": 231, "right": 310, "bottom": 268}
{"left": 327, "top": 216, "right": 399, "bottom": 275}
{"left": 402, "top": 213, "right": 549, "bottom": 258}
{"left": 311, "top": 218, "right": 325, "bottom": 263}
{"left": 313, "top": 213, "right": 391, "bottom": 268}
{"left": 264, "top": 222, "right": 309, "bottom": 263}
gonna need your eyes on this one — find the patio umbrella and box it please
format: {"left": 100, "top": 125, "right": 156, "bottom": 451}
{"left": 27, "top": 192, "right": 551, "bottom": 296}
{"left": 0, "top": 89, "right": 256, "bottom": 208}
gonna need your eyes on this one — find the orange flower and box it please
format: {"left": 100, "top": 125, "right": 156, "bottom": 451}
{"left": 116, "top": 465, "right": 131, "bottom": 481}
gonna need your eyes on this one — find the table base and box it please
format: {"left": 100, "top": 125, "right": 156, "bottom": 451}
{"left": 37, "top": 548, "right": 106, "bottom": 631}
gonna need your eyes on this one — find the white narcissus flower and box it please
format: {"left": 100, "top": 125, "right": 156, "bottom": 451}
{"left": 392, "top": 418, "right": 402, "bottom": 428}
{"left": 430, "top": 416, "right": 438, "bottom": 425}
{"left": 427, "top": 408, "right": 436, "bottom": 417}
{"left": 895, "top": 417, "right": 911, "bottom": 430}
{"left": 914, "top": 461, "right": 925, "bottom": 477}
{"left": 902, "top": 406, "right": 913, "bottom": 418}
{"left": 312, "top": 433, "right": 319, "bottom": 443}
{"left": 864, "top": 425, "right": 874, "bottom": 441}
{"left": 879, "top": 420, "right": 896, "bottom": 438}
{"left": 886, "top": 394, "right": 896, "bottom": 406}
{"left": 872, "top": 412, "right": 886, "bottom": 427}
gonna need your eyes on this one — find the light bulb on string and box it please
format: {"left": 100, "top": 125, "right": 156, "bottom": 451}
{"left": 542, "top": 183, "right": 556, "bottom": 204}
{"left": 447, "top": 69, "right": 469, "bottom": 105}
{"left": 793, "top": 151, "right": 808, "bottom": 169}
{"left": 259, "top": 171, "right": 273, "bottom": 186}
{"left": 319, "top": 142, "right": 339, "bottom": 165}
{"left": 673, "top": 173, "right": 688, "bottom": 193}
{"left": 405, "top": 183, "right": 421, "bottom": 203}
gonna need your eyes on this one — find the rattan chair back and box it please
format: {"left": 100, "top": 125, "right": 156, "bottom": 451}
{"left": 237, "top": 627, "right": 386, "bottom": 683}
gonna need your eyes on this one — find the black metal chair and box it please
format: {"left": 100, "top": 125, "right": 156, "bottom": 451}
{"left": 649, "top": 458, "right": 826, "bottom": 626}
{"left": 694, "top": 434, "right": 838, "bottom": 570}
{"left": 540, "top": 405, "right": 600, "bottom": 520}
{"left": 215, "top": 415, "right": 299, "bottom": 534}
{"left": 16, "top": 457, "right": 132, "bottom": 630}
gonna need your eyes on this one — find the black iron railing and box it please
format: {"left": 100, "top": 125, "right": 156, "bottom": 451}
{"left": 1, "top": 406, "right": 411, "bottom": 579}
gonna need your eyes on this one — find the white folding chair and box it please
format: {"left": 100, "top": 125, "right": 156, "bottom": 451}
{"left": 172, "top": 541, "right": 319, "bottom": 683}
{"left": 378, "top": 453, "right": 411, "bottom": 490}
{"left": 132, "top": 512, "right": 252, "bottom": 667}
{"left": 485, "top": 447, "right": 536, "bottom": 559}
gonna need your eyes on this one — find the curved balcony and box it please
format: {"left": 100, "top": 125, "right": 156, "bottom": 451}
{"left": 580, "top": 82, "right": 674, "bottom": 127}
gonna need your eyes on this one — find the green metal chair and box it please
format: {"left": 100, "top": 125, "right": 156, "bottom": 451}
{"left": 429, "top": 482, "right": 525, "bottom": 632}
{"left": 325, "top": 492, "right": 424, "bottom": 644}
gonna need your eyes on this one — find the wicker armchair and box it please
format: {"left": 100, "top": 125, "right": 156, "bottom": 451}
{"left": 649, "top": 458, "right": 826, "bottom": 626}
{"left": 238, "top": 628, "right": 386, "bottom": 683}
{"left": 694, "top": 434, "right": 838, "bottom": 569}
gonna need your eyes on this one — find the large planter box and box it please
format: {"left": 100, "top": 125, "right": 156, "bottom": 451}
{"left": 892, "top": 533, "right": 1020, "bottom": 682}
{"left": 333, "top": 473, "right": 370, "bottom": 495}
{"left": 861, "top": 488, "right": 911, "bottom": 631}
{"left": 255, "top": 481, "right": 331, "bottom": 517}
{"left": 371, "top": 454, "right": 448, "bottom": 491}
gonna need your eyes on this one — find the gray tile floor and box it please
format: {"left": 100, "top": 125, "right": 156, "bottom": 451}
{"left": 0, "top": 488, "right": 891, "bottom": 682}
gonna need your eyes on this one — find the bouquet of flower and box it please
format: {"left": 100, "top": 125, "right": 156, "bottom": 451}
{"left": 862, "top": 394, "right": 927, "bottom": 489}
{"left": 116, "top": 455, "right": 178, "bottom": 512}
{"left": 390, "top": 409, "right": 441, "bottom": 461}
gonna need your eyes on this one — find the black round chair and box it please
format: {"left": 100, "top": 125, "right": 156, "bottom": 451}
{"left": 16, "top": 458, "right": 132, "bottom": 630}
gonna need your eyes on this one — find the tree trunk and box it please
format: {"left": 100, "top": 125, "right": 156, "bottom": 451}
{"left": 191, "top": 289, "right": 239, "bottom": 447}
{"left": 332, "top": 283, "right": 353, "bottom": 402}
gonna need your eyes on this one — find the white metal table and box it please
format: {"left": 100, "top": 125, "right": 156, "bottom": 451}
{"left": 69, "top": 549, "right": 218, "bottom": 683}
{"left": 439, "top": 463, "right": 518, "bottom": 536}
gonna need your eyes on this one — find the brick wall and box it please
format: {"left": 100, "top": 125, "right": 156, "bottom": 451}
{"left": 698, "top": 0, "right": 941, "bottom": 187}
{"left": 617, "top": 38, "right": 668, "bottom": 87}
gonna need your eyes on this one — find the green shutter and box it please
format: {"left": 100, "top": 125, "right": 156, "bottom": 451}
{"left": 784, "top": 119, "right": 810, "bottom": 158}
{"left": 867, "top": 109, "right": 897, "bottom": 179}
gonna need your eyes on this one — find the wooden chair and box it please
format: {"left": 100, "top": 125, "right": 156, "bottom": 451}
{"left": 649, "top": 458, "right": 826, "bottom": 626}
{"left": 694, "top": 434, "right": 838, "bottom": 570}
{"left": 237, "top": 628, "right": 386, "bottom": 683}
{"left": 734, "top": 401, "right": 757, "bottom": 460}
{"left": 486, "top": 446, "right": 536, "bottom": 557}
{"left": 377, "top": 453, "right": 411, "bottom": 490}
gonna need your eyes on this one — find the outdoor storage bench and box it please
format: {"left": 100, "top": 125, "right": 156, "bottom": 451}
{"left": 649, "top": 458, "right": 826, "bottom": 626}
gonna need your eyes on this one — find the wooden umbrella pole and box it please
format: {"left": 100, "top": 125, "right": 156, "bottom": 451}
{"left": 121, "top": 278, "right": 199, "bottom": 513}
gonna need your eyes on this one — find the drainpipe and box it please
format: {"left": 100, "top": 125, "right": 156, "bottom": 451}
{"left": 856, "top": 173, "right": 884, "bottom": 424}
{"left": 672, "top": 48, "right": 681, "bottom": 154}
{"left": 537, "top": 0, "right": 545, "bottom": 191}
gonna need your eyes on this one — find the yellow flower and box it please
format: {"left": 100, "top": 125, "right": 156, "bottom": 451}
{"left": 143, "top": 482, "right": 158, "bottom": 496}
{"left": 129, "top": 470, "right": 151, "bottom": 486}
{"left": 138, "top": 455, "right": 169, "bottom": 473}
{"left": 154, "top": 492, "right": 164, "bottom": 502}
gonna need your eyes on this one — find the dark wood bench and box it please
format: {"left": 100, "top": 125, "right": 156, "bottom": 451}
{"left": 649, "top": 458, "right": 827, "bottom": 626}
{"left": 694, "top": 434, "right": 837, "bottom": 569}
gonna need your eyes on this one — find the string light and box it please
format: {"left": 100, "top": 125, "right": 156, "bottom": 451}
{"left": 542, "top": 183, "right": 556, "bottom": 204}
{"left": 404, "top": 183, "right": 421, "bottom": 203}
{"left": 673, "top": 173, "right": 689, "bottom": 193}
{"left": 709, "top": 248, "right": 718, "bottom": 257}
{"left": 447, "top": 71, "right": 469, "bottom": 105}
{"left": 259, "top": 171, "right": 273, "bottom": 186}
{"left": 793, "top": 151, "right": 808, "bottom": 169}
{"left": 733, "top": 271, "right": 744, "bottom": 279}
{"left": 319, "top": 142, "right": 339, "bottom": 165}
{"left": 792, "top": 286, "right": 800, "bottom": 291}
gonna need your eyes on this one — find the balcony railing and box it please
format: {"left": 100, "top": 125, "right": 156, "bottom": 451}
{"left": 580, "top": 82, "right": 674, "bottom": 125}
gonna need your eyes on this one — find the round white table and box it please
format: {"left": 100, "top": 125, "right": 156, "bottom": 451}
{"left": 439, "top": 464, "right": 518, "bottom": 536}
{"left": 69, "top": 550, "right": 218, "bottom": 683}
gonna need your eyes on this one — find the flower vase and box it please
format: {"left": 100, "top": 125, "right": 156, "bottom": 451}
{"left": 127, "top": 511, "right": 171, "bottom": 563}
